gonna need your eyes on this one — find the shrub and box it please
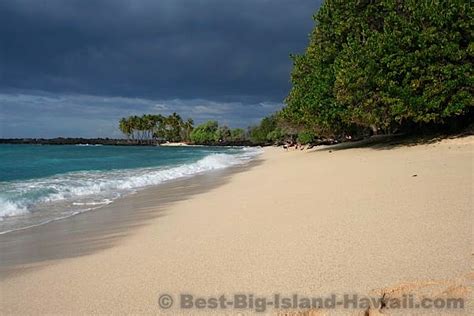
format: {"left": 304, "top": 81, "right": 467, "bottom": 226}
{"left": 297, "top": 131, "right": 316, "bottom": 145}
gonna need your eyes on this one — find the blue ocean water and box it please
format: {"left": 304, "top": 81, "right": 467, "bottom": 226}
{"left": 0, "top": 144, "right": 261, "bottom": 233}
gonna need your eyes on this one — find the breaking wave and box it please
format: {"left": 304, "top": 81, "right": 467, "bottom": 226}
{"left": 0, "top": 147, "right": 262, "bottom": 233}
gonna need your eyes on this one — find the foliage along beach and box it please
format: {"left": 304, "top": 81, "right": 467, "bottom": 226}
{"left": 119, "top": 0, "right": 472, "bottom": 146}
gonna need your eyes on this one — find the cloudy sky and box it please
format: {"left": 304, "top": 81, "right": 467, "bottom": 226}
{"left": 0, "top": 0, "right": 321, "bottom": 138}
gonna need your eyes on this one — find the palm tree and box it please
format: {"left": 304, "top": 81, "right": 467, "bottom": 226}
{"left": 120, "top": 113, "right": 196, "bottom": 144}
{"left": 181, "top": 118, "right": 194, "bottom": 142}
{"left": 119, "top": 117, "right": 132, "bottom": 141}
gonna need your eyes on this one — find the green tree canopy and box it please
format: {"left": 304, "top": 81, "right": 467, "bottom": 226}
{"left": 283, "top": 0, "right": 473, "bottom": 137}
{"left": 249, "top": 115, "right": 280, "bottom": 144}
{"left": 190, "top": 120, "right": 219, "bottom": 144}
{"left": 230, "top": 128, "right": 246, "bottom": 142}
{"left": 118, "top": 113, "right": 194, "bottom": 143}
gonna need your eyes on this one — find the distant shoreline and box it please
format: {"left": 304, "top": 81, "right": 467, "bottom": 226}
{"left": 0, "top": 138, "right": 256, "bottom": 146}
{"left": 2, "top": 129, "right": 471, "bottom": 147}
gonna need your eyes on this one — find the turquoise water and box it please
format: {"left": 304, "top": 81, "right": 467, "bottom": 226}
{"left": 0, "top": 144, "right": 261, "bottom": 233}
{"left": 0, "top": 144, "right": 238, "bottom": 181}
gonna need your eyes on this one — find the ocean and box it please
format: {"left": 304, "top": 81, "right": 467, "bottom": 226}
{"left": 0, "top": 144, "right": 262, "bottom": 234}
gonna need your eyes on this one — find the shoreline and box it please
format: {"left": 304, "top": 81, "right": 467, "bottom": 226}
{"left": 1, "top": 137, "right": 472, "bottom": 314}
{"left": 0, "top": 146, "right": 262, "bottom": 235}
{"left": 0, "top": 161, "right": 260, "bottom": 275}
{"left": 0, "top": 138, "right": 258, "bottom": 147}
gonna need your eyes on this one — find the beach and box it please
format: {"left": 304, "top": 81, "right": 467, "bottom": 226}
{"left": 0, "top": 136, "right": 472, "bottom": 315}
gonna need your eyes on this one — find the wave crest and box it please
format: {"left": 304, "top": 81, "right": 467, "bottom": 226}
{"left": 0, "top": 148, "right": 262, "bottom": 221}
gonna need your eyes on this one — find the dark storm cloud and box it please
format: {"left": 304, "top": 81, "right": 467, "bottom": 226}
{"left": 0, "top": 0, "right": 319, "bottom": 99}
{"left": 0, "top": 0, "right": 321, "bottom": 137}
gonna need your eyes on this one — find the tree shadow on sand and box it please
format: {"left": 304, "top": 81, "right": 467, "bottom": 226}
{"left": 309, "top": 131, "right": 473, "bottom": 152}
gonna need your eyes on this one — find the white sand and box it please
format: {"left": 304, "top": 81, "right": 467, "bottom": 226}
{"left": 1, "top": 136, "right": 472, "bottom": 315}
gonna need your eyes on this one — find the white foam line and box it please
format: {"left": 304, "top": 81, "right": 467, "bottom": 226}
{"left": 0, "top": 147, "right": 263, "bottom": 234}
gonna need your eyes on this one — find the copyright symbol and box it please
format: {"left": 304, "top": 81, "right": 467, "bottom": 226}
{"left": 158, "top": 294, "right": 173, "bottom": 309}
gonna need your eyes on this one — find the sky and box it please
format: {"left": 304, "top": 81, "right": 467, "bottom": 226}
{"left": 0, "top": 0, "right": 321, "bottom": 138}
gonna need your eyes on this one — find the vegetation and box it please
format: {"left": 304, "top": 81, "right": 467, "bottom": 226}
{"left": 119, "top": 113, "right": 194, "bottom": 143}
{"left": 297, "top": 131, "right": 316, "bottom": 145}
{"left": 230, "top": 128, "right": 246, "bottom": 142}
{"left": 249, "top": 115, "right": 285, "bottom": 144}
{"left": 189, "top": 120, "right": 218, "bottom": 144}
{"left": 119, "top": 115, "right": 253, "bottom": 145}
{"left": 189, "top": 121, "right": 252, "bottom": 145}
{"left": 247, "top": 115, "right": 320, "bottom": 146}
{"left": 282, "top": 0, "right": 473, "bottom": 138}
{"left": 119, "top": 1, "right": 472, "bottom": 147}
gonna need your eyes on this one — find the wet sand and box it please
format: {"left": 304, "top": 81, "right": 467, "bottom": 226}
{"left": 0, "top": 137, "right": 472, "bottom": 315}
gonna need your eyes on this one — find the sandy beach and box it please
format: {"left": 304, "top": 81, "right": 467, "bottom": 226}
{"left": 0, "top": 136, "right": 472, "bottom": 315}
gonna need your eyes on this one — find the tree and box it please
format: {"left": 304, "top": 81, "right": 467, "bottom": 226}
{"left": 180, "top": 118, "right": 194, "bottom": 143}
{"left": 155, "top": 112, "right": 183, "bottom": 142}
{"left": 230, "top": 128, "right": 246, "bottom": 142}
{"left": 129, "top": 116, "right": 141, "bottom": 140}
{"left": 249, "top": 115, "right": 279, "bottom": 144}
{"left": 266, "top": 128, "right": 284, "bottom": 144}
{"left": 119, "top": 117, "right": 132, "bottom": 140}
{"left": 283, "top": 0, "right": 473, "bottom": 137}
{"left": 119, "top": 113, "right": 193, "bottom": 144}
{"left": 190, "top": 120, "right": 219, "bottom": 144}
{"left": 297, "top": 130, "right": 316, "bottom": 145}
{"left": 215, "top": 125, "right": 231, "bottom": 143}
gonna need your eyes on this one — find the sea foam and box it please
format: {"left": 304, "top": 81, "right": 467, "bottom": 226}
{"left": 0, "top": 148, "right": 262, "bottom": 226}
